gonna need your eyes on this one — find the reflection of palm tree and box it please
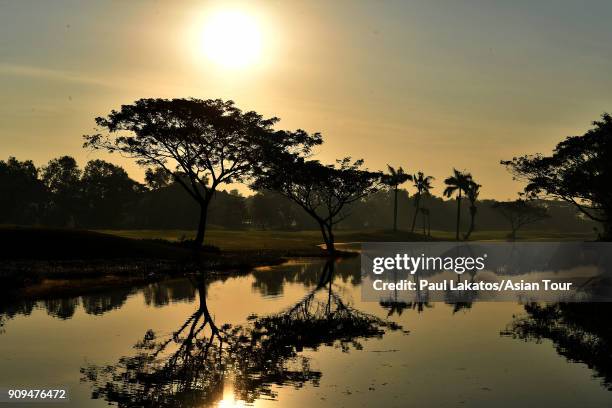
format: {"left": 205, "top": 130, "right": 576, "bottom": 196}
{"left": 383, "top": 165, "right": 411, "bottom": 232}
{"left": 444, "top": 169, "right": 473, "bottom": 241}
{"left": 463, "top": 181, "right": 481, "bottom": 240}
{"left": 411, "top": 172, "right": 434, "bottom": 233}
{"left": 379, "top": 268, "right": 432, "bottom": 316}
{"left": 379, "top": 300, "right": 432, "bottom": 316}
{"left": 82, "top": 264, "right": 402, "bottom": 407}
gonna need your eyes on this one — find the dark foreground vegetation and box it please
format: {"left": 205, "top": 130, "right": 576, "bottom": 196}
{"left": 0, "top": 226, "right": 330, "bottom": 301}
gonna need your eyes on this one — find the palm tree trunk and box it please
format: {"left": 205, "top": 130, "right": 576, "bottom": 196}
{"left": 464, "top": 205, "right": 476, "bottom": 240}
{"left": 411, "top": 194, "right": 420, "bottom": 233}
{"left": 455, "top": 191, "right": 462, "bottom": 241}
{"left": 393, "top": 186, "right": 398, "bottom": 232}
{"left": 422, "top": 212, "right": 426, "bottom": 235}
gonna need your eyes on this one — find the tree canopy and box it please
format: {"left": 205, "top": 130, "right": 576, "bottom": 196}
{"left": 502, "top": 113, "right": 612, "bottom": 238}
{"left": 84, "top": 98, "right": 321, "bottom": 247}
{"left": 492, "top": 199, "right": 549, "bottom": 240}
{"left": 252, "top": 157, "right": 382, "bottom": 253}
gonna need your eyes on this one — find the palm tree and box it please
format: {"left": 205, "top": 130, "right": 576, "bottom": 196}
{"left": 383, "top": 165, "right": 411, "bottom": 232}
{"left": 443, "top": 169, "right": 473, "bottom": 240}
{"left": 410, "top": 172, "right": 434, "bottom": 233}
{"left": 463, "top": 180, "right": 481, "bottom": 240}
{"left": 420, "top": 207, "right": 431, "bottom": 237}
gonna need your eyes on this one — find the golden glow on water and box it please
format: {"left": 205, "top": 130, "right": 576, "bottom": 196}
{"left": 217, "top": 380, "right": 247, "bottom": 408}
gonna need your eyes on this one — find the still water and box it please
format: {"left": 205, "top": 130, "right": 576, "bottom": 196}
{"left": 1, "top": 257, "right": 612, "bottom": 407}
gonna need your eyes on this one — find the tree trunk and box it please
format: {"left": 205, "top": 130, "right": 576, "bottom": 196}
{"left": 411, "top": 195, "right": 420, "bottom": 233}
{"left": 318, "top": 221, "right": 335, "bottom": 256}
{"left": 393, "top": 187, "right": 398, "bottom": 232}
{"left": 326, "top": 223, "right": 335, "bottom": 255}
{"left": 422, "top": 213, "right": 426, "bottom": 235}
{"left": 464, "top": 205, "right": 476, "bottom": 240}
{"left": 510, "top": 228, "right": 517, "bottom": 241}
{"left": 601, "top": 220, "right": 612, "bottom": 241}
{"left": 194, "top": 199, "right": 210, "bottom": 249}
{"left": 455, "top": 191, "right": 462, "bottom": 241}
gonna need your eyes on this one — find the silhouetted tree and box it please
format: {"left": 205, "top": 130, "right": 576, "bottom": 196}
{"left": 80, "top": 160, "right": 142, "bottom": 227}
{"left": 253, "top": 157, "right": 381, "bottom": 255}
{"left": 382, "top": 165, "right": 411, "bottom": 232}
{"left": 42, "top": 156, "right": 83, "bottom": 226}
{"left": 248, "top": 190, "right": 302, "bottom": 230}
{"left": 420, "top": 207, "right": 431, "bottom": 237}
{"left": 443, "top": 169, "right": 473, "bottom": 240}
{"left": 411, "top": 171, "right": 434, "bottom": 233}
{"left": 502, "top": 113, "right": 612, "bottom": 240}
{"left": 463, "top": 180, "right": 481, "bottom": 240}
{"left": 492, "top": 198, "right": 549, "bottom": 240}
{"left": 84, "top": 98, "right": 321, "bottom": 249}
{"left": 144, "top": 167, "right": 172, "bottom": 190}
{"left": 0, "top": 157, "right": 45, "bottom": 225}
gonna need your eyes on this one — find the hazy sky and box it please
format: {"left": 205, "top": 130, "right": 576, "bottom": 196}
{"left": 1, "top": 0, "right": 612, "bottom": 199}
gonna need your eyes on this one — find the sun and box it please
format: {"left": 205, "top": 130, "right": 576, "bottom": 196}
{"left": 201, "top": 10, "right": 263, "bottom": 69}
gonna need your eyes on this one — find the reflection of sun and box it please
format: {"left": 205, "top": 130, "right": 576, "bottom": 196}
{"left": 201, "top": 9, "right": 262, "bottom": 69}
{"left": 217, "top": 398, "right": 247, "bottom": 408}
{"left": 216, "top": 381, "right": 246, "bottom": 408}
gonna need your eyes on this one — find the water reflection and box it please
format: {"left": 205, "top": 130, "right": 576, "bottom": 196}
{"left": 0, "top": 279, "right": 200, "bottom": 332}
{"left": 502, "top": 303, "right": 612, "bottom": 390}
{"left": 251, "top": 258, "right": 361, "bottom": 297}
{"left": 3, "top": 257, "right": 612, "bottom": 406}
{"left": 81, "top": 261, "right": 402, "bottom": 407}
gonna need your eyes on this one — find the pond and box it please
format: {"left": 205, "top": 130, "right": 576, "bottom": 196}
{"left": 1, "top": 256, "right": 612, "bottom": 407}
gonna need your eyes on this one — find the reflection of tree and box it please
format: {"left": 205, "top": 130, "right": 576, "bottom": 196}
{"left": 379, "top": 300, "right": 432, "bottom": 316}
{"left": 44, "top": 297, "right": 79, "bottom": 319}
{"left": 82, "top": 288, "right": 132, "bottom": 315}
{"left": 82, "top": 276, "right": 227, "bottom": 407}
{"left": 0, "top": 300, "right": 35, "bottom": 335}
{"left": 1, "top": 279, "right": 199, "bottom": 331}
{"left": 251, "top": 258, "right": 361, "bottom": 297}
{"left": 379, "top": 270, "right": 432, "bottom": 316}
{"left": 443, "top": 269, "right": 477, "bottom": 312}
{"left": 143, "top": 279, "right": 197, "bottom": 307}
{"left": 502, "top": 303, "right": 612, "bottom": 389}
{"left": 82, "top": 262, "right": 402, "bottom": 407}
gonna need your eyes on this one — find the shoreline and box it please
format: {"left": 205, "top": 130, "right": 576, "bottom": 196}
{"left": 0, "top": 250, "right": 356, "bottom": 304}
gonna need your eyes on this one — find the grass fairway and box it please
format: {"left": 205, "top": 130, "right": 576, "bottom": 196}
{"left": 99, "top": 228, "right": 596, "bottom": 251}
{"left": 429, "top": 229, "right": 596, "bottom": 241}
{"left": 99, "top": 229, "right": 433, "bottom": 252}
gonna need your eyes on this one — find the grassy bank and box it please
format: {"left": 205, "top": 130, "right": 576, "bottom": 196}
{"left": 99, "top": 228, "right": 435, "bottom": 251}
{"left": 101, "top": 228, "right": 596, "bottom": 248}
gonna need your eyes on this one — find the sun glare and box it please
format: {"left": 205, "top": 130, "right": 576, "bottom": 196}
{"left": 201, "top": 10, "right": 263, "bottom": 69}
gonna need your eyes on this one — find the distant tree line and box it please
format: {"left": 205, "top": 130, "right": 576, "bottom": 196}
{"left": 0, "top": 154, "right": 595, "bottom": 234}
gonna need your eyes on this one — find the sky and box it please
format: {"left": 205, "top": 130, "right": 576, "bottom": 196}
{"left": 1, "top": 0, "right": 612, "bottom": 199}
